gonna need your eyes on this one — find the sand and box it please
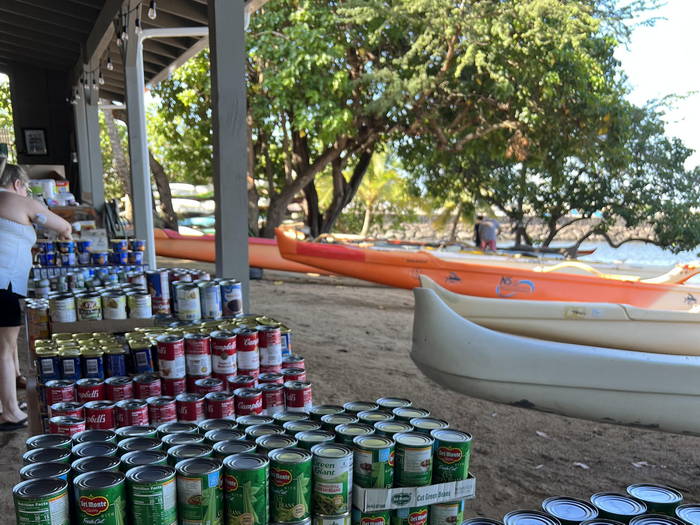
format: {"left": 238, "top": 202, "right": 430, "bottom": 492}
{"left": 3, "top": 260, "right": 700, "bottom": 520}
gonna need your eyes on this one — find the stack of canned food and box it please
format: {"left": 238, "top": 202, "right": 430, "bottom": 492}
{"left": 35, "top": 238, "right": 146, "bottom": 268}
{"left": 463, "top": 483, "right": 698, "bottom": 525}
{"left": 13, "top": 396, "right": 475, "bottom": 525}
{"left": 30, "top": 266, "right": 148, "bottom": 298}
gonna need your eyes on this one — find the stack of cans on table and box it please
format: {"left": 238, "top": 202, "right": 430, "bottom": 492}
{"left": 13, "top": 395, "right": 476, "bottom": 525}
{"left": 34, "top": 238, "right": 146, "bottom": 268}
{"left": 463, "top": 483, "right": 697, "bottom": 525}
{"left": 29, "top": 265, "right": 148, "bottom": 298}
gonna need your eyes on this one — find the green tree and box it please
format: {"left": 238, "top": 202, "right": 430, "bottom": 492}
{"left": 0, "top": 78, "right": 16, "bottom": 161}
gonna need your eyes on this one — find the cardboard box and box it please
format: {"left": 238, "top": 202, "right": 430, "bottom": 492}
{"left": 352, "top": 475, "right": 476, "bottom": 512}
{"left": 51, "top": 317, "right": 155, "bottom": 334}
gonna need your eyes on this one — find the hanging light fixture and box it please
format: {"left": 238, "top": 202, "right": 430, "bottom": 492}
{"left": 148, "top": 0, "right": 157, "bottom": 20}
{"left": 98, "top": 71, "right": 105, "bottom": 85}
{"left": 134, "top": 16, "right": 142, "bottom": 34}
{"left": 107, "top": 56, "right": 114, "bottom": 71}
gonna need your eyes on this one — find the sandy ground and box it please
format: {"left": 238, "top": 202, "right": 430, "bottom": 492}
{"left": 3, "top": 259, "right": 700, "bottom": 521}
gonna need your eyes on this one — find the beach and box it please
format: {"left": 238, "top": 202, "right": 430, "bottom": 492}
{"left": 3, "top": 260, "right": 700, "bottom": 519}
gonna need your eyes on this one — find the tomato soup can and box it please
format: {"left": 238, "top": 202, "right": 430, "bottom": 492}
{"left": 83, "top": 401, "right": 116, "bottom": 430}
{"left": 221, "top": 279, "right": 243, "bottom": 316}
{"left": 105, "top": 376, "right": 133, "bottom": 402}
{"left": 259, "top": 372, "right": 285, "bottom": 385}
{"left": 76, "top": 378, "right": 105, "bottom": 403}
{"left": 157, "top": 335, "right": 186, "bottom": 379}
{"left": 311, "top": 443, "right": 353, "bottom": 515}
{"left": 130, "top": 343, "right": 155, "bottom": 374}
{"left": 237, "top": 329, "right": 259, "bottom": 376}
{"left": 235, "top": 388, "right": 264, "bottom": 416}
{"left": 120, "top": 450, "right": 168, "bottom": 472}
{"left": 229, "top": 375, "right": 257, "bottom": 390}
{"left": 185, "top": 333, "right": 212, "bottom": 377}
{"left": 133, "top": 374, "right": 162, "bottom": 398}
{"left": 49, "top": 402, "right": 84, "bottom": 419}
{"left": 74, "top": 470, "right": 126, "bottom": 525}
{"left": 258, "top": 325, "right": 282, "bottom": 367}
{"left": 115, "top": 399, "right": 150, "bottom": 427}
{"left": 147, "top": 396, "right": 177, "bottom": 425}
{"left": 353, "top": 435, "right": 394, "bottom": 488}
{"left": 269, "top": 447, "right": 313, "bottom": 523}
{"left": 211, "top": 330, "right": 237, "bottom": 376}
{"left": 175, "top": 457, "right": 223, "bottom": 524}
{"left": 26, "top": 434, "right": 73, "bottom": 451}
{"left": 13, "top": 478, "right": 70, "bottom": 525}
{"left": 23, "top": 447, "right": 72, "bottom": 465}
{"left": 285, "top": 381, "right": 313, "bottom": 413}
{"left": 392, "top": 506, "right": 429, "bottom": 525}
{"left": 176, "top": 284, "right": 202, "bottom": 322}
{"left": 161, "top": 378, "right": 186, "bottom": 397}
{"left": 126, "top": 465, "right": 177, "bottom": 525}
{"left": 177, "top": 393, "right": 205, "bottom": 423}
{"left": 223, "top": 453, "right": 269, "bottom": 525}
{"left": 45, "top": 380, "right": 76, "bottom": 404}
{"left": 146, "top": 270, "right": 171, "bottom": 316}
{"left": 282, "top": 354, "right": 305, "bottom": 371}
{"left": 261, "top": 383, "right": 286, "bottom": 416}
{"left": 195, "top": 377, "right": 225, "bottom": 395}
{"left": 353, "top": 509, "right": 391, "bottom": 525}
{"left": 205, "top": 392, "right": 236, "bottom": 420}
{"left": 59, "top": 351, "right": 82, "bottom": 381}
{"left": 20, "top": 462, "right": 71, "bottom": 482}
{"left": 431, "top": 429, "right": 472, "bottom": 483}
{"left": 282, "top": 368, "right": 307, "bottom": 383}
{"left": 200, "top": 281, "right": 223, "bottom": 320}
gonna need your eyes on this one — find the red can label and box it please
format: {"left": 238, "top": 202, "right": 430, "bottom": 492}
{"left": 238, "top": 368, "right": 259, "bottom": 380}
{"left": 237, "top": 330, "right": 259, "bottom": 371}
{"left": 258, "top": 326, "right": 282, "bottom": 367}
{"left": 195, "top": 377, "right": 225, "bottom": 395}
{"left": 228, "top": 375, "right": 257, "bottom": 390}
{"left": 115, "top": 399, "right": 149, "bottom": 427}
{"left": 84, "top": 401, "right": 116, "bottom": 430}
{"left": 284, "top": 381, "right": 313, "bottom": 412}
{"left": 134, "top": 375, "right": 162, "bottom": 399}
{"left": 234, "top": 388, "right": 263, "bottom": 416}
{"left": 49, "top": 416, "right": 85, "bottom": 436}
{"left": 147, "top": 397, "right": 177, "bottom": 425}
{"left": 211, "top": 331, "right": 237, "bottom": 375}
{"left": 49, "top": 402, "right": 83, "bottom": 419}
{"left": 105, "top": 377, "right": 134, "bottom": 401}
{"left": 282, "top": 368, "right": 307, "bottom": 382}
{"left": 258, "top": 373, "right": 284, "bottom": 385}
{"left": 45, "top": 380, "right": 76, "bottom": 404}
{"left": 157, "top": 336, "right": 186, "bottom": 379}
{"left": 205, "top": 392, "right": 235, "bottom": 419}
{"left": 259, "top": 364, "right": 282, "bottom": 375}
{"left": 76, "top": 379, "right": 105, "bottom": 404}
{"left": 261, "top": 384, "right": 285, "bottom": 416}
{"left": 185, "top": 334, "right": 212, "bottom": 376}
{"left": 213, "top": 372, "right": 237, "bottom": 386}
{"left": 161, "top": 377, "right": 186, "bottom": 397}
{"left": 282, "top": 355, "right": 305, "bottom": 370}
{"left": 176, "top": 393, "right": 205, "bottom": 422}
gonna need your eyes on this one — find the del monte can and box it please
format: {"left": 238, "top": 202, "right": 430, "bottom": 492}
{"left": 74, "top": 470, "right": 126, "bottom": 525}
{"left": 269, "top": 447, "right": 312, "bottom": 523}
{"left": 311, "top": 443, "right": 353, "bottom": 516}
{"left": 353, "top": 435, "right": 394, "bottom": 488}
{"left": 431, "top": 429, "right": 472, "bottom": 483}
{"left": 223, "top": 453, "right": 269, "bottom": 525}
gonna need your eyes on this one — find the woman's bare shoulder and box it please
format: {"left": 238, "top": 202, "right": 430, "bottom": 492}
{"left": 0, "top": 192, "right": 38, "bottom": 224}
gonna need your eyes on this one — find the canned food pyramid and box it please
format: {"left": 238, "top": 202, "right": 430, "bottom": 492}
{"left": 311, "top": 443, "right": 353, "bottom": 515}
{"left": 431, "top": 429, "right": 472, "bottom": 483}
{"left": 224, "top": 453, "right": 269, "bottom": 525}
{"left": 176, "top": 457, "right": 223, "bottom": 525}
{"left": 269, "top": 447, "right": 313, "bottom": 523}
{"left": 73, "top": 470, "right": 126, "bottom": 525}
{"left": 353, "top": 435, "right": 394, "bottom": 488}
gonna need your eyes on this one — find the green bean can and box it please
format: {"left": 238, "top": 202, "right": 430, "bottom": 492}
{"left": 269, "top": 447, "right": 312, "bottom": 523}
{"left": 126, "top": 465, "right": 177, "bottom": 525}
{"left": 394, "top": 432, "right": 433, "bottom": 487}
{"left": 311, "top": 443, "right": 353, "bottom": 515}
{"left": 13, "top": 478, "right": 70, "bottom": 525}
{"left": 431, "top": 429, "right": 472, "bottom": 483}
{"left": 352, "top": 435, "right": 394, "bottom": 488}
{"left": 429, "top": 501, "right": 464, "bottom": 525}
{"left": 391, "top": 506, "right": 429, "bottom": 525}
{"left": 335, "top": 423, "right": 374, "bottom": 447}
{"left": 352, "top": 508, "right": 391, "bottom": 525}
{"left": 223, "top": 453, "right": 269, "bottom": 525}
{"left": 74, "top": 470, "right": 126, "bottom": 525}
{"left": 175, "top": 457, "right": 224, "bottom": 525}
{"left": 314, "top": 514, "right": 351, "bottom": 525}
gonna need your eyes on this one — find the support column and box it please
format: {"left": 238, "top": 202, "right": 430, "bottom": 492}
{"left": 124, "top": 0, "right": 157, "bottom": 268}
{"left": 73, "top": 91, "right": 93, "bottom": 204}
{"left": 84, "top": 83, "right": 105, "bottom": 213}
{"left": 208, "top": 0, "right": 250, "bottom": 311}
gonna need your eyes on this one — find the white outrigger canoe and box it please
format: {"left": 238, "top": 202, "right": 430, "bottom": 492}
{"left": 411, "top": 286, "right": 700, "bottom": 434}
{"left": 419, "top": 275, "right": 700, "bottom": 355}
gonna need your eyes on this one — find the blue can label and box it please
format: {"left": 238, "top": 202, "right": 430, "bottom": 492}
{"left": 105, "top": 353, "right": 128, "bottom": 377}
{"left": 281, "top": 333, "right": 292, "bottom": 357}
{"left": 60, "top": 356, "right": 82, "bottom": 381}
{"left": 38, "top": 356, "right": 61, "bottom": 381}
{"left": 82, "top": 356, "right": 105, "bottom": 379}
{"left": 129, "top": 251, "right": 144, "bottom": 265}
{"left": 131, "top": 348, "right": 155, "bottom": 373}
{"left": 60, "top": 253, "right": 76, "bottom": 266}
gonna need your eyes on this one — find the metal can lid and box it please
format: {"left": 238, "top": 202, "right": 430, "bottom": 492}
{"left": 273, "top": 411, "right": 310, "bottom": 423}
{"left": 503, "top": 510, "right": 562, "bottom": 525}
{"left": 542, "top": 497, "right": 599, "bottom": 524}
{"left": 71, "top": 456, "right": 121, "bottom": 474}
{"left": 162, "top": 433, "right": 206, "bottom": 447}
{"left": 104, "top": 346, "right": 127, "bottom": 355}
{"left": 20, "top": 461, "right": 71, "bottom": 480}
{"left": 213, "top": 440, "right": 257, "bottom": 456}
{"left": 74, "top": 470, "right": 125, "bottom": 490}
{"left": 343, "top": 401, "right": 379, "bottom": 413}
{"left": 176, "top": 393, "right": 204, "bottom": 402}
{"left": 223, "top": 452, "right": 269, "bottom": 471}
{"left": 234, "top": 387, "right": 263, "bottom": 399}
{"left": 676, "top": 505, "right": 700, "bottom": 525}
{"left": 431, "top": 429, "right": 472, "bottom": 443}
{"left": 26, "top": 433, "right": 72, "bottom": 450}
{"left": 394, "top": 432, "right": 434, "bottom": 447}
{"left": 126, "top": 464, "right": 176, "bottom": 484}
{"left": 580, "top": 520, "right": 625, "bottom": 525}
{"left": 175, "top": 457, "right": 222, "bottom": 476}
{"left": 321, "top": 414, "right": 359, "bottom": 426}
{"left": 256, "top": 434, "right": 298, "bottom": 450}
{"left": 237, "top": 415, "right": 274, "bottom": 427}
{"left": 105, "top": 376, "right": 132, "bottom": 386}
{"left": 310, "top": 443, "right": 353, "bottom": 459}
{"left": 591, "top": 494, "right": 647, "bottom": 517}
{"left": 376, "top": 397, "right": 412, "bottom": 409}
{"left": 629, "top": 516, "right": 685, "bottom": 525}
{"left": 410, "top": 417, "right": 449, "bottom": 430}
{"left": 375, "top": 421, "right": 414, "bottom": 434}
{"left": 147, "top": 396, "right": 176, "bottom": 407}
{"left": 260, "top": 383, "right": 284, "bottom": 392}
{"left": 627, "top": 485, "right": 683, "bottom": 505}
{"left": 23, "top": 447, "right": 71, "bottom": 464}
{"left": 210, "top": 329, "right": 236, "bottom": 339}
{"left": 73, "top": 430, "right": 117, "bottom": 444}
{"left": 336, "top": 423, "right": 375, "bottom": 436}
{"left": 118, "top": 437, "right": 162, "bottom": 452}
{"left": 462, "top": 519, "right": 504, "bottom": 525}
{"left": 205, "top": 429, "right": 246, "bottom": 443}
{"left": 310, "top": 405, "right": 345, "bottom": 417}
{"left": 72, "top": 442, "right": 118, "bottom": 458}
{"left": 393, "top": 407, "right": 430, "bottom": 419}
{"left": 268, "top": 447, "right": 312, "bottom": 464}
{"left": 357, "top": 410, "right": 394, "bottom": 423}
{"left": 284, "top": 421, "right": 322, "bottom": 433}
{"left": 121, "top": 450, "right": 168, "bottom": 468}
{"left": 295, "top": 430, "right": 336, "bottom": 443}
{"left": 58, "top": 348, "right": 82, "bottom": 357}
{"left": 246, "top": 424, "right": 286, "bottom": 438}
{"left": 13, "top": 478, "right": 68, "bottom": 499}
{"left": 115, "top": 425, "right": 157, "bottom": 438}
{"left": 157, "top": 421, "right": 199, "bottom": 435}
{"left": 157, "top": 334, "right": 183, "bottom": 344}
{"left": 353, "top": 435, "right": 394, "bottom": 449}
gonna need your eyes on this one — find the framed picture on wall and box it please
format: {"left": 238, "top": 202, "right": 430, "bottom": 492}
{"left": 23, "top": 128, "right": 48, "bottom": 156}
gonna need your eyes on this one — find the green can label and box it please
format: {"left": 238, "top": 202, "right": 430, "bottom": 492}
{"left": 312, "top": 445, "right": 353, "bottom": 515}
{"left": 77, "top": 489, "right": 125, "bottom": 525}
{"left": 391, "top": 506, "right": 429, "bottom": 525}
{"left": 352, "top": 508, "right": 391, "bottom": 525}
{"left": 429, "top": 501, "right": 463, "bottom": 525}
{"left": 353, "top": 440, "right": 394, "bottom": 489}
{"left": 432, "top": 430, "right": 471, "bottom": 483}
{"left": 128, "top": 478, "right": 176, "bottom": 525}
{"left": 176, "top": 471, "right": 223, "bottom": 525}
{"left": 15, "top": 492, "right": 69, "bottom": 525}
{"left": 270, "top": 457, "right": 312, "bottom": 522}
{"left": 395, "top": 433, "right": 433, "bottom": 487}
{"left": 224, "top": 459, "right": 268, "bottom": 525}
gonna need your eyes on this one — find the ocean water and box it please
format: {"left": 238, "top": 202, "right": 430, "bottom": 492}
{"left": 575, "top": 241, "right": 700, "bottom": 267}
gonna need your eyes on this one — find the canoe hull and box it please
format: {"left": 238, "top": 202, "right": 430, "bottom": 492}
{"left": 411, "top": 287, "right": 700, "bottom": 434}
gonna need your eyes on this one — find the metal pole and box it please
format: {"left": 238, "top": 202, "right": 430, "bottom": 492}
{"left": 84, "top": 80, "right": 105, "bottom": 213}
{"left": 73, "top": 90, "right": 93, "bottom": 204}
{"left": 208, "top": 0, "right": 250, "bottom": 310}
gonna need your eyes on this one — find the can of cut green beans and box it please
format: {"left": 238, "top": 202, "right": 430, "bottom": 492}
{"left": 353, "top": 434, "right": 394, "bottom": 488}
{"left": 199, "top": 418, "right": 238, "bottom": 433}
{"left": 256, "top": 434, "right": 299, "bottom": 457}
{"left": 74, "top": 470, "right": 126, "bottom": 525}
{"left": 429, "top": 500, "right": 464, "bottom": 525}
{"left": 352, "top": 508, "right": 391, "bottom": 525}
{"left": 161, "top": 432, "right": 207, "bottom": 449}
{"left": 409, "top": 418, "right": 449, "bottom": 436}
{"left": 376, "top": 397, "right": 412, "bottom": 410}
{"left": 205, "top": 428, "right": 247, "bottom": 445}
{"left": 115, "top": 425, "right": 158, "bottom": 441}
{"left": 26, "top": 434, "right": 72, "bottom": 451}
{"left": 71, "top": 457, "right": 122, "bottom": 476}
{"left": 321, "top": 414, "right": 359, "bottom": 432}
{"left": 357, "top": 410, "right": 395, "bottom": 425}
{"left": 269, "top": 447, "right": 313, "bottom": 523}
{"left": 335, "top": 423, "right": 374, "bottom": 447}
{"left": 223, "top": 453, "right": 269, "bottom": 525}
{"left": 273, "top": 411, "right": 310, "bottom": 424}
{"left": 20, "top": 461, "right": 71, "bottom": 482}
{"left": 309, "top": 405, "right": 346, "bottom": 420}
{"left": 374, "top": 421, "right": 414, "bottom": 438}
{"left": 284, "top": 420, "right": 323, "bottom": 436}
{"left": 23, "top": 448, "right": 72, "bottom": 465}
{"left": 120, "top": 450, "right": 168, "bottom": 472}
{"left": 73, "top": 429, "right": 118, "bottom": 445}
{"left": 394, "top": 432, "right": 433, "bottom": 487}
{"left": 392, "top": 407, "right": 429, "bottom": 422}
{"left": 431, "top": 429, "right": 472, "bottom": 483}
{"left": 175, "top": 457, "right": 224, "bottom": 525}
{"left": 118, "top": 437, "right": 163, "bottom": 454}
{"left": 391, "top": 506, "right": 429, "bottom": 525}
{"left": 343, "top": 401, "right": 379, "bottom": 414}
{"left": 213, "top": 440, "right": 258, "bottom": 460}
{"left": 311, "top": 443, "right": 353, "bottom": 515}
{"left": 13, "top": 478, "right": 70, "bottom": 525}
{"left": 315, "top": 514, "right": 351, "bottom": 525}
{"left": 126, "top": 464, "right": 177, "bottom": 525}
{"left": 72, "top": 442, "right": 119, "bottom": 459}
{"left": 167, "top": 443, "right": 213, "bottom": 466}
{"left": 295, "top": 430, "right": 336, "bottom": 451}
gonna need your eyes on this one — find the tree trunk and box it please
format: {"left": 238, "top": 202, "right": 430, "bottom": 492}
{"left": 262, "top": 196, "right": 288, "bottom": 238}
{"left": 103, "top": 109, "right": 132, "bottom": 214}
{"left": 304, "top": 181, "right": 322, "bottom": 238}
{"left": 449, "top": 203, "right": 463, "bottom": 243}
{"left": 360, "top": 204, "right": 373, "bottom": 237}
{"left": 148, "top": 151, "right": 179, "bottom": 231}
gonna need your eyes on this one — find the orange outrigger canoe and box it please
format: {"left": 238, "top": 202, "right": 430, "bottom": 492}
{"left": 275, "top": 229, "right": 700, "bottom": 310}
{"left": 154, "top": 229, "right": 331, "bottom": 275}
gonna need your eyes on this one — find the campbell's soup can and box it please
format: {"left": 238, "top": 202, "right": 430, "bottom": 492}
{"left": 49, "top": 401, "right": 84, "bottom": 419}
{"left": 199, "top": 281, "right": 223, "bottom": 320}
{"left": 283, "top": 354, "right": 305, "bottom": 371}
{"left": 259, "top": 373, "right": 284, "bottom": 386}
{"left": 211, "top": 330, "right": 237, "bottom": 376}
{"left": 133, "top": 374, "right": 162, "bottom": 399}
{"left": 234, "top": 388, "right": 263, "bottom": 416}
{"left": 194, "top": 377, "right": 225, "bottom": 395}
{"left": 105, "top": 376, "right": 133, "bottom": 402}
{"left": 176, "top": 284, "right": 201, "bottom": 322}
{"left": 83, "top": 401, "right": 116, "bottom": 430}
{"left": 184, "top": 333, "right": 212, "bottom": 377}
{"left": 45, "top": 380, "right": 76, "bottom": 404}
{"left": 147, "top": 396, "right": 177, "bottom": 425}
{"left": 161, "top": 377, "right": 187, "bottom": 397}
{"left": 220, "top": 279, "right": 243, "bottom": 316}
{"left": 285, "top": 381, "right": 313, "bottom": 413}
{"left": 282, "top": 367, "right": 307, "bottom": 382}
{"left": 146, "top": 269, "right": 171, "bottom": 315}
{"left": 228, "top": 375, "right": 257, "bottom": 391}
{"left": 258, "top": 326, "right": 282, "bottom": 367}
{"left": 115, "top": 399, "right": 150, "bottom": 427}
{"left": 176, "top": 393, "right": 205, "bottom": 422}
{"left": 49, "top": 415, "right": 86, "bottom": 436}
{"left": 76, "top": 378, "right": 105, "bottom": 404}
{"left": 157, "top": 335, "right": 186, "bottom": 379}
{"left": 261, "top": 383, "right": 285, "bottom": 416}
{"left": 204, "top": 392, "right": 235, "bottom": 420}
{"left": 237, "top": 329, "right": 259, "bottom": 377}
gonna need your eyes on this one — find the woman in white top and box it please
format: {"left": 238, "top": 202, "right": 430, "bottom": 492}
{"left": 0, "top": 164, "right": 72, "bottom": 430}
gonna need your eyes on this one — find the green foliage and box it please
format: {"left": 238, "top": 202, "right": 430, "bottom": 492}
{"left": 99, "top": 110, "right": 128, "bottom": 201}
{"left": 0, "top": 78, "right": 16, "bottom": 161}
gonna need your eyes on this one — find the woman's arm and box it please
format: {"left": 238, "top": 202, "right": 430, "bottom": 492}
{"left": 26, "top": 198, "right": 73, "bottom": 239}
